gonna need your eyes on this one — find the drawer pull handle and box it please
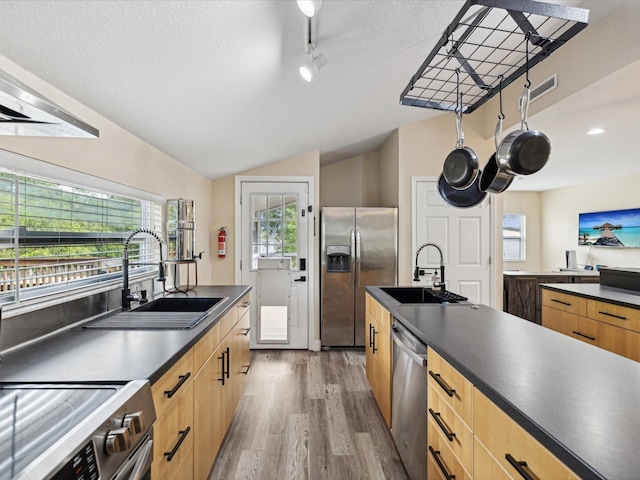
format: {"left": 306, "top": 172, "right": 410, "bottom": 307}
{"left": 429, "top": 371, "right": 456, "bottom": 397}
{"left": 242, "top": 327, "right": 251, "bottom": 336}
{"left": 369, "top": 324, "right": 374, "bottom": 348}
{"left": 242, "top": 364, "right": 251, "bottom": 375}
{"left": 241, "top": 301, "right": 251, "bottom": 308}
{"left": 429, "top": 446, "right": 456, "bottom": 480}
{"left": 164, "top": 372, "right": 191, "bottom": 398}
{"left": 429, "top": 408, "right": 456, "bottom": 441}
{"left": 225, "top": 346, "right": 230, "bottom": 379}
{"left": 218, "top": 351, "right": 226, "bottom": 385}
{"left": 572, "top": 330, "right": 596, "bottom": 341}
{"left": 550, "top": 298, "right": 571, "bottom": 306}
{"left": 505, "top": 453, "right": 537, "bottom": 480}
{"left": 164, "top": 426, "right": 191, "bottom": 462}
{"left": 598, "top": 310, "right": 627, "bottom": 320}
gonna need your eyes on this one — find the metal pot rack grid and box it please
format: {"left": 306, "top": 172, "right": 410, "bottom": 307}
{"left": 400, "top": 0, "right": 589, "bottom": 114}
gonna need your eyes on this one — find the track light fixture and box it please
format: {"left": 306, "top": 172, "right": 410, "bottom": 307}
{"left": 299, "top": 50, "right": 328, "bottom": 83}
{"left": 298, "top": 11, "right": 327, "bottom": 82}
{"left": 297, "top": 0, "right": 322, "bottom": 18}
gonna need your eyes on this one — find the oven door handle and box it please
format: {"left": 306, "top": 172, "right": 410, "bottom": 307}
{"left": 128, "top": 437, "right": 154, "bottom": 480}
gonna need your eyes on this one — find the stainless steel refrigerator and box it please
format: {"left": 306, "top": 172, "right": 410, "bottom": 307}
{"left": 321, "top": 207, "right": 398, "bottom": 347}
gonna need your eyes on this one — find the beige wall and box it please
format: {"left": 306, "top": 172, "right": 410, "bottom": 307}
{"left": 378, "top": 130, "right": 399, "bottom": 208}
{"left": 503, "top": 192, "right": 543, "bottom": 271}
{"left": 0, "top": 55, "right": 215, "bottom": 286}
{"left": 397, "top": 115, "right": 498, "bottom": 288}
{"left": 320, "top": 151, "right": 380, "bottom": 207}
{"left": 541, "top": 173, "right": 640, "bottom": 271}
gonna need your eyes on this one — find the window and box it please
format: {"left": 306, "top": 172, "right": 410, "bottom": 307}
{"left": 0, "top": 170, "right": 162, "bottom": 304}
{"left": 503, "top": 213, "right": 526, "bottom": 261}
{"left": 250, "top": 194, "right": 298, "bottom": 269}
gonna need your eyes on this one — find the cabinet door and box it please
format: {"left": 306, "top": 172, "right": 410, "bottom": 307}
{"left": 506, "top": 277, "right": 537, "bottom": 322}
{"left": 376, "top": 326, "right": 392, "bottom": 428}
{"left": 365, "top": 312, "right": 378, "bottom": 397}
{"left": 193, "top": 346, "right": 224, "bottom": 480}
{"left": 473, "top": 437, "right": 511, "bottom": 480}
{"left": 220, "top": 335, "right": 236, "bottom": 433}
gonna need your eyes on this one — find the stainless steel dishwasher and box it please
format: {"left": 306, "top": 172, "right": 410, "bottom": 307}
{"left": 391, "top": 319, "right": 427, "bottom": 480}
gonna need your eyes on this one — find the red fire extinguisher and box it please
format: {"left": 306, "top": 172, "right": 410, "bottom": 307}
{"left": 218, "top": 227, "right": 227, "bottom": 258}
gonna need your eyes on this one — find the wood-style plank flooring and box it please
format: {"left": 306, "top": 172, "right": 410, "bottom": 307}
{"left": 209, "top": 350, "right": 409, "bottom": 480}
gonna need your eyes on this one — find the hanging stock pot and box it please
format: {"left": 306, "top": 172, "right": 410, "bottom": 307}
{"left": 497, "top": 86, "right": 551, "bottom": 175}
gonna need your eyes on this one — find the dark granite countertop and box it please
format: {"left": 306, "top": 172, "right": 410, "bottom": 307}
{"left": 504, "top": 270, "right": 599, "bottom": 276}
{"left": 541, "top": 283, "right": 640, "bottom": 309}
{"left": 367, "top": 286, "right": 640, "bottom": 480}
{"left": 0, "top": 285, "right": 251, "bottom": 385}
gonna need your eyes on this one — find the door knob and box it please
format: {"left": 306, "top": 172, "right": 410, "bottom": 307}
{"left": 294, "top": 276, "right": 307, "bottom": 282}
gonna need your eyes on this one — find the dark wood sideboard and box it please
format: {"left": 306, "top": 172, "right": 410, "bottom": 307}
{"left": 503, "top": 271, "right": 600, "bottom": 324}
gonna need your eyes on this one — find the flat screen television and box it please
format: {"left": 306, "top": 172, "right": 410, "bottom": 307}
{"left": 578, "top": 207, "right": 640, "bottom": 247}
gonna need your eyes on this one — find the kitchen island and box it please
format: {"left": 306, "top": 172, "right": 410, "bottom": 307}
{"left": 366, "top": 285, "right": 640, "bottom": 480}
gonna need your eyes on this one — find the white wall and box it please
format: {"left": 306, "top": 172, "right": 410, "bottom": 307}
{"left": 541, "top": 173, "right": 640, "bottom": 271}
{"left": 503, "top": 192, "right": 543, "bottom": 271}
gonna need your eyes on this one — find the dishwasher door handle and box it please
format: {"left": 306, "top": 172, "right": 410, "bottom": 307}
{"left": 392, "top": 330, "right": 427, "bottom": 366}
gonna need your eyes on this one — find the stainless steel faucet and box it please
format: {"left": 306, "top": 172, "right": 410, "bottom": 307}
{"left": 413, "top": 242, "right": 446, "bottom": 290}
{"left": 122, "top": 229, "right": 166, "bottom": 309}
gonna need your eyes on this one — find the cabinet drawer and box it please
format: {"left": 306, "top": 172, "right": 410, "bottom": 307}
{"left": 220, "top": 308, "right": 238, "bottom": 339}
{"left": 237, "top": 293, "right": 251, "bottom": 319}
{"left": 587, "top": 299, "right": 640, "bottom": 332}
{"left": 152, "top": 381, "right": 194, "bottom": 480}
{"left": 542, "top": 289, "right": 587, "bottom": 317}
{"left": 427, "top": 416, "right": 472, "bottom": 480}
{"left": 193, "top": 322, "right": 221, "bottom": 374}
{"left": 366, "top": 293, "right": 392, "bottom": 334}
{"left": 427, "top": 382, "right": 473, "bottom": 473}
{"left": 427, "top": 348, "right": 473, "bottom": 426}
{"left": 152, "top": 350, "right": 194, "bottom": 420}
{"left": 474, "top": 389, "right": 579, "bottom": 480}
{"left": 473, "top": 437, "right": 511, "bottom": 480}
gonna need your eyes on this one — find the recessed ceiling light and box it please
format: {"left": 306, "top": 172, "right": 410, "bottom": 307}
{"left": 587, "top": 128, "right": 605, "bottom": 135}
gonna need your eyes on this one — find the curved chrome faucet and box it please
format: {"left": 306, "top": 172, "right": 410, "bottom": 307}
{"left": 413, "top": 242, "right": 446, "bottom": 290}
{"left": 122, "top": 228, "right": 166, "bottom": 309}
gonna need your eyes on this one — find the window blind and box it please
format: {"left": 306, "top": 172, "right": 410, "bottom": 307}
{"left": 0, "top": 171, "right": 162, "bottom": 303}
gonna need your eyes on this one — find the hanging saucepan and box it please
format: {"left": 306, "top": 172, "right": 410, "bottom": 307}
{"left": 443, "top": 92, "right": 479, "bottom": 190}
{"left": 480, "top": 115, "right": 514, "bottom": 193}
{"left": 438, "top": 173, "right": 487, "bottom": 208}
{"left": 497, "top": 86, "right": 551, "bottom": 175}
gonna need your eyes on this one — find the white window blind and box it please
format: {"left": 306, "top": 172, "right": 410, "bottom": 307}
{"left": 0, "top": 170, "right": 162, "bottom": 303}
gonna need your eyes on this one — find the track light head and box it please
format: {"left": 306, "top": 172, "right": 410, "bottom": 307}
{"left": 299, "top": 53, "right": 328, "bottom": 82}
{"left": 297, "top": 0, "right": 322, "bottom": 17}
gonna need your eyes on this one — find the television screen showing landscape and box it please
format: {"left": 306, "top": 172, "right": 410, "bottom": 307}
{"left": 578, "top": 208, "right": 640, "bottom": 248}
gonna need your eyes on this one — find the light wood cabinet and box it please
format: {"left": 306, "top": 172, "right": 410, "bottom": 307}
{"left": 542, "top": 289, "right": 640, "bottom": 362}
{"left": 428, "top": 348, "right": 473, "bottom": 426}
{"left": 364, "top": 293, "right": 392, "bottom": 428}
{"left": 151, "top": 379, "right": 194, "bottom": 480}
{"left": 154, "top": 293, "right": 252, "bottom": 480}
{"left": 474, "top": 388, "right": 579, "bottom": 480}
{"left": 473, "top": 437, "right": 511, "bottom": 480}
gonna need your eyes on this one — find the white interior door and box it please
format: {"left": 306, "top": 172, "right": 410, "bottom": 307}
{"left": 413, "top": 178, "right": 492, "bottom": 306}
{"left": 240, "top": 181, "right": 310, "bottom": 349}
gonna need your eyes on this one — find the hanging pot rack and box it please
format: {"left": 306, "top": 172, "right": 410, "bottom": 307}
{"left": 400, "top": 0, "right": 589, "bottom": 114}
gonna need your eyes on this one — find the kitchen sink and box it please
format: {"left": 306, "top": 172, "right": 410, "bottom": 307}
{"left": 380, "top": 287, "right": 467, "bottom": 304}
{"left": 84, "top": 297, "right": 226, "bottom": 330}
{"left": 131, "top": 297, "right": 224, "bottom": 313}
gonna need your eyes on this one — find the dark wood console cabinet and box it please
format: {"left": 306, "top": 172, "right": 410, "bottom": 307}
{"left": 503, "top": 272, "right": 599, "bottom": 324}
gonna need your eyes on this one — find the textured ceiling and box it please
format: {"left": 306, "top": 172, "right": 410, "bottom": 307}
{"left": 0, "top": 0, "right": 635, "bottom": 192}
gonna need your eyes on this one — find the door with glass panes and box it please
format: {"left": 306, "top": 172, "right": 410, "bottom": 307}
{"left": 240, "top": 181, "right": 309, "bottom": 349}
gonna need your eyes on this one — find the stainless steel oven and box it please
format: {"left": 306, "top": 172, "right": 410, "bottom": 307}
{"left": 0, "top": 379, "right": 156, "bottom": 480}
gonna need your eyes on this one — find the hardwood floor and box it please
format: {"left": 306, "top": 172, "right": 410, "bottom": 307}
{"left": 209, "top": 350, "right": 409, "bottom": 480}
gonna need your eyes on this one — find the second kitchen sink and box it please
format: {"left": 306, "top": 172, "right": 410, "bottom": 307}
{"left": 84, "top": 297, "right": 226, "bottom": 330}
{"left": 380, "top": 287, "right": 467, "bottom": 305}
